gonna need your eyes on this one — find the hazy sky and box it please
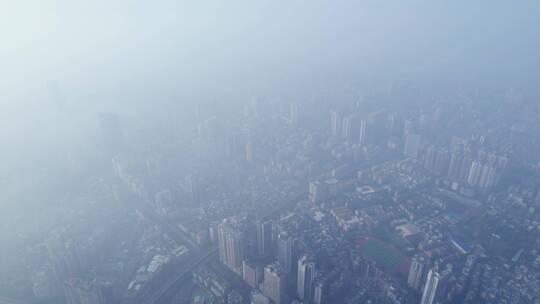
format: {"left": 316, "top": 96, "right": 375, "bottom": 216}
{"left": 1, "top": 0, "right": 540, "bottom": 267}
{"left": 1, "top": 0, "right": 539, "bottom": 119}
{"left": 2, "top": 1, "right": 540, "bottom": 299}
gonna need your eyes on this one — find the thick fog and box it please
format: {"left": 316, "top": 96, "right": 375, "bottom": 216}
{"left": 1, "top": 1, "right": 537, "bottom": 170}
{"left": 1, "top": 2, "right": 538, "bottom": 142}
{"left": 1, "top": 1, "right": 540, "bottom": 303}
{"left": 2, "top": 1, "right": 540, "bottom": 108}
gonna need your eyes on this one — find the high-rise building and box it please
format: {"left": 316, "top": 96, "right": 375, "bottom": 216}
{"left": 262, "top": 263, "right": 285, "bottom": 304}
{"left": 478, "top": 164, "right": 497, "bottom": 189}
{"left": 477, "top": 163, "right": 490, "bottom": 188}
{"left": 330, "top": 110, "right": 341, "bottom": 137}
{"left": 466, "top": 160, "right": 498, "bottom": 190}
{"left": 341, "top": 115, "right": 358, "bottom": 139}
{"left": 257, "top": 220, "right": 273, "bottom": 258}
{"left": 424, "top": 146, "right": 437, "bottom": 172}
{"left": 289, "top": 103, "right": 299, "bottom": 125}
{"left": 408, "top": 255, "right": 427, "bottom": 291}
{"left": 467, "top": 160, "right": 483, "bottom": 186}
{"left": 242, "top": 260, "right": 261, "bottom": 289}
{"left": 359, "top": 119, "right": 368, "bottom": 145}
{"left": 386, "top": 113, "right": 404, "bottom": 137}
{"left": 386, "top": 113, "right": 396, "bottom": 135}
{"left": 424, "top": 147, "right": 449, "bottom": 176}
{"left": 447, "top": 149, "right": 472, "bottom": 181}
{"left": 309, "top": 181, "right": 328, "bottom": 204}
{"left": 420, "top": 267, "right": 451, "bottom": 304}
{"left": 245, "top": 142, "right": 253, "bottom": 163}
{"left": 297, "top": 254, "right": 316, "bottom": 303}
{"left": 277, "top": 233, "right": 293, "bottom": 274}
{"left": 434, "top": 149, "right": 450, "bottom": 176}
{"left": 313, "top": 280, "right": 325, "bottom": 304}
{"left": 218, "top": 219, "right": 245, "bottom": 274}
{"left": 404, "top": 133, "right": 421, "bottom": 158}
{"left": 341, "top": 116, "right": 350, "bottom": 139}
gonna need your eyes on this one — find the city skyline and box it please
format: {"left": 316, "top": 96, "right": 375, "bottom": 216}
{"left": 2, "top": 1, "right": 540, "bottom": 304}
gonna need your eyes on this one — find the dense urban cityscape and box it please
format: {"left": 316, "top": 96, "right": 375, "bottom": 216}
{"left": 2, "top": 1, "right": 540, "bottom": 304}
{"left": 3, "top": 85, "right": 540, "bottom": 304}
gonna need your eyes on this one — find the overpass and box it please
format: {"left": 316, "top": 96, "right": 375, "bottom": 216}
{"left": 134, "top": 248, "right": 218, "bottom": 304}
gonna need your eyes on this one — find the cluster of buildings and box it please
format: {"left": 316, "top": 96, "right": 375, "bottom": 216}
{"left": 7, "top": 86, "right": 540, "bottom": 304}
{"left": 196, "top": 90, "right": 540, "bottom": 304}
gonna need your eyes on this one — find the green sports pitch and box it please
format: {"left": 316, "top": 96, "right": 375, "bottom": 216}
{"left": 357, "top": 236, "right": 410, "bottom": 275}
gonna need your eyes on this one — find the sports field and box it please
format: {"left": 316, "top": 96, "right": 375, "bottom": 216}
{"left": 357, "top": 236, "right": 410, "bottom": 275}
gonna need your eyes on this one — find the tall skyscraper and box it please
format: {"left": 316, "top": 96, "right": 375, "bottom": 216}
{"left": 341, "top": 115, "right": 358, "bottom": 139}
{"left": 386, "top": 112, "right": 405, "bottom": 137}
{"left": 297, "top": 254, "right": 316, "bottom": 303}
{"left": 386, "top": 113, "right": 396, "bottom": 135}
{"left": 404, "top": 133, "right": 421, "bottom": 158}
{"left": 420, "top": 267, "right": 450, "bottom": 304}
{"left": 218, "top": 219, "right": 245, "bottom": 274}
{"left": 435, "top": 149, "right": 450, "bottom": 176}
{"left": 465, "top": 160, "right": 499, "bottom": 190}
{"left": 478, "top": 164, "right": 497, "bottom": 189}
{"left": 242, "top": 259, "right": 261, "bottom": 289}
{"left": 330, "top": 110, "right": 341, "bottom": 137}
{"left": 313, "top": 280, "right": 325, "bottom": 304}
{"left": 245, "top": 141, "right": 253, "bottom": 163}
{"left": 309, "top": 181, "right": 328, "bottom": 204}
{"left": 424, "top": 146, "right": 437, "bottom": 171}
{"left": 277, "top": 233, "right": 293, "bottom": 274}
{"left": 359, "top": 119, "right": 368, "bottom": 145}
{"left": 262, "top": 263, "right": 285, "bottom": 304}
{"left": 467, "top": 160, "right": 483, "bottom": 186}
{"left": 289, "top": 103, "right": 299, "bottom": 125}
{"left": 257, "top": 220, "right": 273, "bottom": 258}
{"left": 408, "top": 255, "right": 427, "bottom": 291}
{"left": 424, "top": 146, "right": 449, "bottom": 176}
{"left": 447, "top": 149, "right": 472, "bottom": 181}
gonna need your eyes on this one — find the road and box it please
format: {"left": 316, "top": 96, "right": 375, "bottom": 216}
{"left": 134, "top": 248, "right": 218, "bottom": 304}
{"left": 135, "top": 205, "right": 198, "bottom": 250}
